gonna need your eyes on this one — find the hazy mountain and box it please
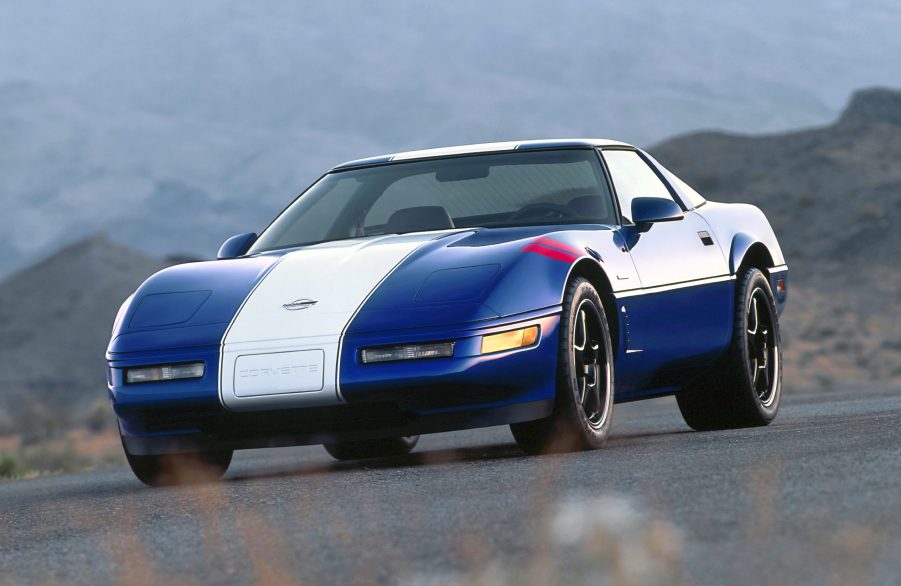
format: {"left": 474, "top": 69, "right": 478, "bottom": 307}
{"left": 652, "top": 88, "right": 901, "bottom": 269}
{"left": 0, "top": 235, "right": 166, "bottom": 433}
{"left": 2, "top": 1, "right": 901, "bottom": 275}
{"left": 650, "top": 88, "right": 901, "bottom": 392}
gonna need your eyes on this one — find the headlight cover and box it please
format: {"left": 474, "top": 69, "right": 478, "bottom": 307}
{"left": 128, "top": 290, "right": 212, "bottom": 329}
{"left": 415, "top": 264, "right": 500, "bottom": 303}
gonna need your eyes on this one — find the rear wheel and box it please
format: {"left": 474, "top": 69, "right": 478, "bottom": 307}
{"left": 123, "top": 441, "right": 232, "bottom": 487}
{"left": 676, "top": 267, "right": 782, "bottom": 430}
{"left": 511, "top": 277, "right": 614, "bottom": 454}
{"left": 323, "top": 435, "right": 419, "bottom": 461}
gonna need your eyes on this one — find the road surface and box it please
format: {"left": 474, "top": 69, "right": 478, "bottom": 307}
{"left": 2, "top": 388, "right": 899, "bottom": 585}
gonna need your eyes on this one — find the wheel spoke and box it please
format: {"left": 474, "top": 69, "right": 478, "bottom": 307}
{"left": 759, "top": 332, "right": 768, "bottom": 371}
{"left": 745, "top": 288, "right": 778, "bottom": 404}
{"left": 759, "top": 361, "right": 770, "bottom": 395}
{"left": 573, "top": 310, "right": 587, "bottom": 352}
{"left": 747, "top": 297, "right": 759, "bottom": 335}
{"left": 580, "top": 369, "right": 590, "bottom": 404}
{"left": 582, "top": 361, "right": 599, "bottom": 410}
{"left": 570, "top": 299, "right": 610, "bottom": 428}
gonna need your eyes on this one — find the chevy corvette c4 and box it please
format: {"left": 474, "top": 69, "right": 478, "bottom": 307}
{"left": 107, "top": 139, "right": 788, "bottom": 485}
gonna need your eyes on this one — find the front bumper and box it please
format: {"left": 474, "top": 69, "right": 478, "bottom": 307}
{"left": 118, "top": 399, "right": 553, "bottom": 456}
{"left": 109, "top": 309, "right": 561, "bottom": 455}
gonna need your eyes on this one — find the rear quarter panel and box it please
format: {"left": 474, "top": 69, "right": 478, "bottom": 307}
{"left": 693, "top": 201, "right": 787, "bottom": 272}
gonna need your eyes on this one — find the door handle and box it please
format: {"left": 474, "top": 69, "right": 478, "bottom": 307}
{"left": 697, "top": 231, "right": 714, "bottom": 246}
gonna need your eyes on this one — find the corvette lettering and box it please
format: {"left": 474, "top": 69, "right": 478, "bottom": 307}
{"left": 238, "top": 364, "right": 320, "bottom": 378}
{"left": 282, "top": 298, "right": 318, "bottom": 311}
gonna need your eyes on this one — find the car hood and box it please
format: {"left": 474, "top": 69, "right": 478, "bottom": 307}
{"left": 108, "top": 226, "right": 600, "bottom": 354}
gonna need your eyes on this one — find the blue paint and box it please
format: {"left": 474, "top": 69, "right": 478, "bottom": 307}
{"left": 108, "top": 256, "right": 280, "bottom": 429}
{"left": 109, "top": 255, "right": 277, "bottom": 354}
{"left": 217, "top": 232, "right": 257, "bottom": 260}
{"left": 108, "top": 345, "right": 222, "bottom": 432}
{"left": 347, "top": 227, "right": 584, "bottom": 334}
{"left": 614, "top": 280, "right": 734, "bottom": 394}
{"left": 105, "top": 141, "right": 790, "bottom": 457}
{"left": 341, "top": 313, "right": 561, "bottom": 413}
{"left": 414, "top": 264, "right": 501, "bottom": 303}
{"left": 128, "top": 290, "right": 212, "bottom": 329}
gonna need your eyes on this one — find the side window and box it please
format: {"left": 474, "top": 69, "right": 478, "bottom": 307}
{"left": 602, "top": 150, "right": 675, "bottom": 223}
{"left": 667, "top": 173, "right": 707, "bottom": 209}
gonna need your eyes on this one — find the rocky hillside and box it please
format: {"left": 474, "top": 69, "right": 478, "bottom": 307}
{"left": 3, "top": 2, "right": 901, "bottom": 277}
{"left": 0, "top": 90, "right": 899, "bottom": 437}
{"left": 651, "top": 88, "right": 901, "bottom": 391}
{"left": 652, "top": 88, "right": 901, "bottom": 269}
{"left": 0, "top": 236, "right": 166, "bottom": 434}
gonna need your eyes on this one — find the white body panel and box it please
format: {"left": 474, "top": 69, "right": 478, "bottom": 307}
{"left": 234, "top": 350, "right": 325, "bottom": 397}
{"left": 220, "top": 232, "right": 455, "bottom": 411}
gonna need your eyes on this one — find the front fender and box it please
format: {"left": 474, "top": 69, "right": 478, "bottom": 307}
{"left": 107, "top": 255, "right": 278, "bottom": 355}
{"left": 347, "top": 226, "right": 628, "bottom": 335}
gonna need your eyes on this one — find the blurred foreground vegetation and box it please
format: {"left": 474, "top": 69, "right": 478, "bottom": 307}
{"left": 0, "top": 398, "right": 124, "bottom": 480}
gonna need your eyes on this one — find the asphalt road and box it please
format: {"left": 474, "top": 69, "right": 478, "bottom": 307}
{"left": 2, "top": 388, "right": 899, "bottom": 585}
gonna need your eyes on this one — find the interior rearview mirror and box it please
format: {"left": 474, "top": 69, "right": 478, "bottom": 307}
{"left": 217, "top": 232, "right": 257, "bottom": 260}
{"left": 435, "top": 164, "right": 490, "bottom": 182}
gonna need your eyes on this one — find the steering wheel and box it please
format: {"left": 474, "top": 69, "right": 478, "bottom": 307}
{"left": 508, "top": 202, "right": 580, "bottom": 222}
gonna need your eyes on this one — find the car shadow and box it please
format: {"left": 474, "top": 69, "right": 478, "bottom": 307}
{"left": 226, "top": 442, "right": 529, "bottom": 483}
{"left": 224, "top": 426, "right": 695, "bottom": 483}
{"left": 607, "top": 428, "right": 693, "bottom": 443}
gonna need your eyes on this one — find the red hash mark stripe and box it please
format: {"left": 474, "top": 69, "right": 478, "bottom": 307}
{"left": 533, "top": 237, "right": 583, "bottom": 256}
{"left": 522, "top": 243, "right": 578, "bottom": 263}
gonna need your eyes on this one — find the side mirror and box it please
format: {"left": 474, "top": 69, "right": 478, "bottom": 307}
{"left": 631, "top": 197, "right": 684, "bottom": 230}
{"left": 217, "top": 232, "right": 257, "bottom": 260}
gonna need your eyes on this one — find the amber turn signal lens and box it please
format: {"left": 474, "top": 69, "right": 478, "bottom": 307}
{"left": 480, "top": 325, "right": 540, "bottom": 355}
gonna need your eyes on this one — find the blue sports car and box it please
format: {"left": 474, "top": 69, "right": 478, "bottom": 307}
{"left": 107, "top": 139, "right": 788, "bottom": 485}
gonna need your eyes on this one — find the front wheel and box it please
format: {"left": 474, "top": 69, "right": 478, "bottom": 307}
{"left": 323, "top": 435, "right": 419, "bottom": 461}
{"left": 123, "top": 441, "right": 232, "bottom": 487}
{"left": 511, "top": 277, "right": 615, "bottom": 454}
{"left": 676, "top": 267, "right": 782, "bottom": 431}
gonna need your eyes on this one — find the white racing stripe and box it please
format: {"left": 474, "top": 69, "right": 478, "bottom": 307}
{"left": 219, "top": 232, "right": 455, "bottom": 411}
{"left": 614, "top": 274, "right": 735, "bottom": 299}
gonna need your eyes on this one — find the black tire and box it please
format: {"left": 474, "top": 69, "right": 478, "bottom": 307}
{"left": 511, "top": 277, "right": 615, "bottom": 454}
{"left": 323, "top": 435, "right": 419, "bottom": 461}
{"left": 123, "top": 441, "right": 233, "bottom": 487}
{"left": 677, "top": 267, "right": 782, "bottom": 431}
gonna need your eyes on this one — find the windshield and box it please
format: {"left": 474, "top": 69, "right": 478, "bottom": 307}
{"left": 248, "top": 149, "right": 616, "bottom": 253}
